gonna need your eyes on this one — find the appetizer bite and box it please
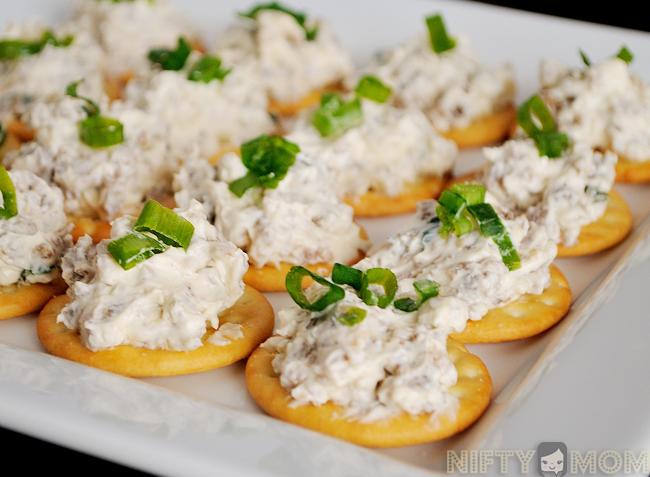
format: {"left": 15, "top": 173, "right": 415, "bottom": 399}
{"left": 3, "top": 81, "right": 179, "bottom": 243}
{"left": 0, "top": 165, "right": 71, "bottom": 319}
{"left": 0, "top": 17, "right": 105, "bottom": 144}
{"left": 71, "top": 0, "right": 203, "bottom": 99}
{"left": 173, "top": 135, "right": 370, "bottom": 292}
{"left": 285, "top": 75, "right": 458, "bottom": 216}
{"left": 366, "top": 13, "right": 516, "bottom": 148}
{"left": 539, "top": 46, "right": 650, "bottom": 182}
{"left": 355, "top": 184, "right": 571, "bottom": 343}
{"left": 246, "top": 265, "right": 492, "bottom": 447}
{"left": 214, "top": 2, "right": 355, "bottom": 116}
{"left": 37, "top": 199, "right": 274, "bottom": 377}
{"left": 125, "top": 37, "right": 275, "bottom": 162}
{"left": 472, "top": 95, "right": 632, "bottom": 257}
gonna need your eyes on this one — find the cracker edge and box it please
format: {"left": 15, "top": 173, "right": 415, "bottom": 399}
{"left": 0, "top": 277, "right": 68, "bottom": 320}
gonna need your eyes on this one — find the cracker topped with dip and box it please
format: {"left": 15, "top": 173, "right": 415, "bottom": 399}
{"left": 246, "top": 264, "right": 492, "bottom": 447}
{"left": 37, "top": 199, "right": 274, "bottom": 376}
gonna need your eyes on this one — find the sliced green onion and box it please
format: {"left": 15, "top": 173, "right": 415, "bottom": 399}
{"left": 517, "top": 94, "right": 569, "bottom": 159}
{"left": 79, "top": 116, "right": 124, "bottom": 148}
{"left": 355, "top": 75, "right": 391, "bottom": 103}
{"left": 107, "top": 232, "right": 167, "bottom": 271}
{"left": 133, "top": 200, "right": 194, "bottom": 251}
{"left": 239, "top": 2, "right": 318, "bottom": 40}
{"left": 467, "top": 203, "right": 521, "bottom": 271}
{"left": 312, "top": 92, "right": 363, "bottom": 137}
{"left": 426, "top": 13, "right": 456, "bottom": 54}
{"left": 229, "top": 135, "right": 299, "bottom": 197}
{"left": 359, "top": 268, "right": 398, "bottom": 308}
{"left": 452, "top": 183, "right": 486, "bottom": 206}
{"left": 0, "top": 121, "right": 6, "bottom": 148}
{"left": 579, "top": 49, "right": 591, "bottom": 67}
{"left": 66, "top": 80, "right": 99, "bottom": 117}
{"left": 616, "top": 45, "right": 633, "bottom": 63}
{"left": 0, "top": 165, "right": 18, "bottom": 220}
{"left": 438, "top": 188, "right": 467, "bottom": 215}
{"left": 187, "top": 55, "right": 231, "bottom": 83}
{"left": 393, "top": 278, "right": 440, "bottom": 312}
{"left": 336, "top": 307, "right": 366, "bottom": 326}
{"left": 148, "top": 37, "right": 191, "bottom": 71}
{"left": 0, "top": 29, "right": 73, "bottom": 61}
{"left": 331, "top": 263, "right": 363, "bottom": 290}
{"left": 285, "top": 266, "right": 345, "bottom": 311}
{"left": 436, "top": 203, "right": 472, "bottom": 238}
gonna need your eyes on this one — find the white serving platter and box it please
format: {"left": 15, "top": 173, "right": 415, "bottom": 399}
{"left": 2, "top": 1, "right": 650, "bottom": 475}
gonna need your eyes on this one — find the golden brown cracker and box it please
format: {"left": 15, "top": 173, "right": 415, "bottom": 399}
{"left": 37, "top": 285, "right": 275, "bottom": 377}
{"left": 557, "top": 188, "right": 632, "bottom": 257}
{"left": 3, "top": 119, "right": 35, "bottom": 143}
{"left": 245, "top": 337, "right": 491, "bottom": 447}
{"left": 343, "top": 175, "right": 449, "bottom": 217}
{"left": 439, "top": 105, "right": 517, "bottom": 149}
{"left": 451, "top": 264, "right": 571, "bottom": 343}
{"left": 0, "top": 276, "right": 67, "bottom": 320}
{"left": 69, "top": 217, "right": 112, "bottom": 243}
{"left": 615, "top": 156, "right": 650, "bottom": 183}
{"left": 0, "top": 131, "right": 22, "bottom": 160}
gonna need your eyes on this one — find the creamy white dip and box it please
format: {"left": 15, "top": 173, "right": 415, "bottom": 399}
{"left": 0, "top": 169, "right": 72, "bottom": 287}
{"left": 479, "top": 138, "right": 616, "bottom": 246}
{"left": 540, "top": 56, "right": 650, "bottom": 162}
{"left": 173, "top": 152, "right": 369, "bottom": 269}
{"left": 285, "top": 98, "right": 458, "bottom": 198}
{"left": 214, "top": 9, "right": 355, "bottom": 104}
{"left": 72, "top": 0, "right": 201, "bottom": 79}
{"left": 355, "top": 198, "right": 556, "bottom": 334}
{"left": 125, "top": 54, "right": 275, "bottom": 160}
{"left": 264, "top": 286, "right": 459, "bottom": 422}
{"left": 3, "top": 95, "right": 177, "bottom": 221}
{"left": 368, "top": 32, "right": 515, "bottom": 132}
{"left": 58, "top": 200, "right": 248, "bottom": 352}
{"left": 0, "top": 18, "right": 106, "bottom": 124}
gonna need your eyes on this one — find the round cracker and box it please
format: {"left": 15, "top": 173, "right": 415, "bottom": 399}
{"left": 69, "top": 217, "right": 112, "bottom": 243}
{"left": 615, "top": 156, "right": 650, "bottom": 183}
{"left": 439, "top": 105, "right": 516, "bottom": 149}
{"left": 0, "top": 131, "right": 22, "bottom": 160}
{"left": 245, "top": 337, "right": 492, "bottom": 447}
{"left": 557, "top": 188, "right": 632, "bottom": 257}
{"left": 0, "top": 277, "right": 68, "bottom": 320}
{"left": 37, "top": 285, "right": 275, "bottom": 377}
{"left": 451, "top": 264, "right": 571, "bottom": 344}
{"left": 343, "top": 175, "right": 449, "bottom": 217}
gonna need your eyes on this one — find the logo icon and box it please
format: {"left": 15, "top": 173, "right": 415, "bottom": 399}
{"left": 538, "top": 442, "right": 568, "bottom": 476}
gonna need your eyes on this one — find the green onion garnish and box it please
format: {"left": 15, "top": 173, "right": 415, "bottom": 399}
{"left": 66, "top": 80, "right": 124, "bottom": 148}
{"left": 239, "top": 2, "right": 318, "bottom": 40}
{"left": 285, "top": 266, "right": 345, "bottom": 312}
{"left": 133, "top": 200, "right": 195, "bottom": 251}
{"left": 466, "top": 202, "right": 521, "bottom": 271}
{"left": 148, "top": 37, "right": 191, "bottom": 71}
{"left": 336, "top": 307, "right": 366, "bottom": 326}
{"left": 0, "top": 165, "right": 18, "bottom": 220}
{"left": 355, "top": 75, "right": 391, "bottom": 103}
{"left": 107, "top": 232, "right": 167, "bottom": 271}
{"left": 0, "top": 29, "right": 73, "bottom": 61}
{"left": 426, "top": 13, "right": 456, "bottom": 54}
{"left": 107, "top": 201, "right": 194, "bottom": 270}
{"left": 228, "top": 135, "right": 299, "bottom": 198}
{"left": 579, "top": 49, "right": 591, "bottom": 67}
{"left": 311, "top": 92, "right": 363, "bottom": 137}
{"left": 616, "top": 45, "right": 633, "bottom": 63}
{"left": 0, "top": 121, "right": 6, "bottom": 148}
{"left": 393, "top": 279, "right": 440, "bottom": 312}
{"left": 517, "top": 94, "right": 569, "bottom": 159}
{"left": 331, "top": 263, "right": 363, "bottom": 290}
{"left": 359, "top": 268, "right": 398, "bottom": 309}
{"left": 187, "top": 55, "right": 231, "bottom": 83}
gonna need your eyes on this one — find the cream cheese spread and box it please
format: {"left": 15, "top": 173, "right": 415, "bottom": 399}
{"left": 0, "top": 169, "right": 72, "bottom": 287}
{"left": 3, "top": 95, "right": 177, "bottom": 221}
{"left": 368, "top": 32, "right": 515, "bottom": 132}
{"left": 478, "top": 138, "right": 616, "bottom": 246}
{"left": 125, "top": 55, "right": 275, "bottom": 160}
{"left": 72, "top": 0, "right": 201, "bottom": 79}
{"left": 264, "top": 286, "right": 459, "bottom": 422}
{"left": 0, "top": 18, "right": 105, "bottom": 124}
{"left": 540, "top": 56, "right": 650, "bottom": 162}
{"left": 214, "top": 9, "right": 355, "bottom": 104}
{"left": 58, "top": 200, "right": 248, "bottom": 352}
{"left": 173, "top": 152, "right": 369, "bottom": 269}
{"left": 355, "top": 198, "right": 557, "bottom": 334}
{"left": 285, "top": 98, "right": 458, "bottom": 198}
